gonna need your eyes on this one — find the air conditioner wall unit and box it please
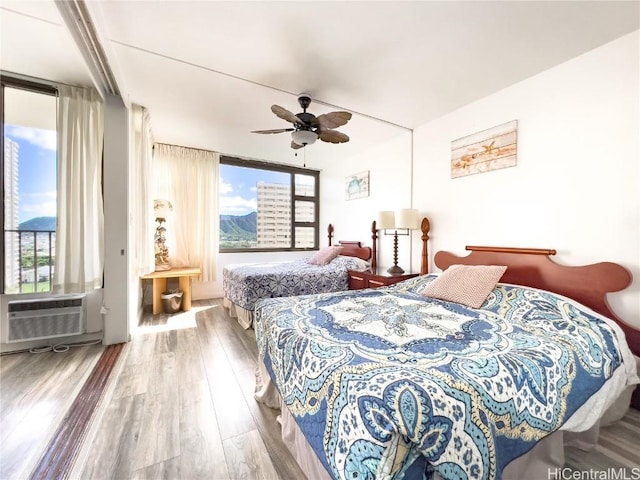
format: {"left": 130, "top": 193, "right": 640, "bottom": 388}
{"left": 7, "top": 295, "right": 86, "bottom": 343}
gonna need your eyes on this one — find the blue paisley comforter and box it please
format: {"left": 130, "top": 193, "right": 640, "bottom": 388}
{"left": 254, "top": 275, "right": 638, "bottom": 480}
{"left": 223, "top": 256, "right": 369, "bottom": 311}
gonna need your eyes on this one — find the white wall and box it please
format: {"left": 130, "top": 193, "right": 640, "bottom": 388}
{"left": 320, "top": 131, "right": 416, "bottom": 271}
{"left": 409, "top": 31, "right": 639, "bottom": 327}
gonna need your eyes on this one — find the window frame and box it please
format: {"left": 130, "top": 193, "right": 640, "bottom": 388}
{"left": 1, "top": 74, "right": 58, "bottom": 294}
{"left": 219, "top": 155, "right": 320, "bottom": 253}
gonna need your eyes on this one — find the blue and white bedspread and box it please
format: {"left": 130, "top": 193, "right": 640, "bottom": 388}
{"left": 254, "top": 276, "right": 638, "bottom": 480}
{"left": 223, "top": 255, "right": 369, "bottom": 312}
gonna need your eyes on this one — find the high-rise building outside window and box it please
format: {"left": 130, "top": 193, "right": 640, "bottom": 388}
{"left": 219, "top": 156, "right": 319, "bottom": 252}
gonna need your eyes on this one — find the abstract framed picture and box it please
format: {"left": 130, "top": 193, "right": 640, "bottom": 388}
{"left": 451, "top": 120, "right": 517, "bottom": 178}
{"left": 345, "top": 171, "right": 369, "bottom": 200}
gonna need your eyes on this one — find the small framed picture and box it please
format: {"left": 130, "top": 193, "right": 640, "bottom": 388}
{"left": 345, "top": 171, "right": 369, "bottom": 200}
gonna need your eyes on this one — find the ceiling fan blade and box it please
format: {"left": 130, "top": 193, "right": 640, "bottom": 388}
{"left": 271, "top": 105, "right": 304, "bottom": 125}
{"left": 291, "top": 141, "right": 304, "bottom": 150}
{"left": 251, "top": 128, "right": 295, "bottom": 134}
{"left": 319, "top": 129, "right": 349, "bottom": 144}
{"left": 314, "top": 111, "right": 352, "bottom": 130}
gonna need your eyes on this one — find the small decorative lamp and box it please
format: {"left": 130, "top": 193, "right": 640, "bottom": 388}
{"left": 377, "top": 208, "right": 419, "bottom": 275}
{"left": 154, "top": 199, "right": 173, "bottom": 271}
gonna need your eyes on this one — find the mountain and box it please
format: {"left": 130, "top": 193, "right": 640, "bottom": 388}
{"left": 220, "top": 211, "right": 257, "bottom": 241}
{"left": 18, "top": 213, "right": 257, "bottom": 238}
{"left": 19, "top": 216, "right": 56, "bottom": 231}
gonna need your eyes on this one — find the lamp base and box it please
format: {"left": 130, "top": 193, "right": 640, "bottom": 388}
{"left": 387, "top": 265, "right": 405, "bottom": 275}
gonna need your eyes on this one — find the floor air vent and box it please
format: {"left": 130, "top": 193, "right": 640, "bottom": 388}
{"left": 7, "top": 295, "right": 86, "bottom": 343}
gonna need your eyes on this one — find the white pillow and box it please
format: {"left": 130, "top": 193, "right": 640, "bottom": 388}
{"left": 421, "top": 264, "right": 507, "bottom": 308}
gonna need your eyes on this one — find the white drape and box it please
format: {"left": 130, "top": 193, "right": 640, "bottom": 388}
{"left": 53, "top": 86, "right": 104, "bottom": 293}
{"left": 130, "top": 105, "right": 155, "bottom": 276}
{"left": 153, "top": 144, "right": 219, "bottom": 281}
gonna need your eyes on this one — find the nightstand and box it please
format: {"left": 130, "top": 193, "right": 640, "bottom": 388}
{"left": 347, "top": 269, "right": 418, "bottom": 290}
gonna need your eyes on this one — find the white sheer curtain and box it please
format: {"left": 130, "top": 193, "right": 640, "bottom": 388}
{"left": 153, "top": 144, "right": 219, "bottom": 281}
{"left": 53, "top": 85, "right": 104, "bottom": 293}
{"left": 130, "top": 105, "right": 155, "bottom": 276}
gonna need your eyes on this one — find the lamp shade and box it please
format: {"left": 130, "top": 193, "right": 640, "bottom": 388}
{"left": 376, "top": 211, "right": 395, "bottom": 230}
{"left": 291, "top": 130, "right": 318, "bottom": 146}
{"left": 395, "top": 208, "right": 419, "bottom": 230}
{"left": 154, "top": 199, "right": 173, "bottom": 220}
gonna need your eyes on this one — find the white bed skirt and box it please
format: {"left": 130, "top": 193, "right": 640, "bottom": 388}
{"left": 254, "top": 360, "right": 633, "bottom": 480}
{"left": 223, "top": 297, "right": 254, "bottom": 329}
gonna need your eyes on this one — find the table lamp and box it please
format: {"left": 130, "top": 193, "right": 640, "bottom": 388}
{"left": 377, "top": 208, "right": 419, "bottom": 275}
{"left": 154, "top": 199, "right": 173, "bottom": 271}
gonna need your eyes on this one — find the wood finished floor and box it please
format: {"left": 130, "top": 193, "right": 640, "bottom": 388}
{"left": 1, "top": 298, "right": 638, "bottom": 479}
{"left": 74, "top": 299, "right": 305, "bottom": 480}
{"left": 0, "top": 342, "right": 105, "bottom": 480}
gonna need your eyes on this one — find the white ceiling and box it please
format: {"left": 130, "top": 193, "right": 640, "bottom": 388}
{"left": 1, "top": 1, "right": 638, "bottom": 166}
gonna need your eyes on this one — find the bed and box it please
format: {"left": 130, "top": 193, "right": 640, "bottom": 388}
{"left": 223, "top": 224, "right": 374, "bottom": 329}
{"left": 253, "top": 244, "right": 640, "bottom": 480}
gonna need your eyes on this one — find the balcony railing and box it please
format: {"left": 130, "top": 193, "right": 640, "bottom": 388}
{"left": 4, "top": 229, "right": 55, "bottom": 294}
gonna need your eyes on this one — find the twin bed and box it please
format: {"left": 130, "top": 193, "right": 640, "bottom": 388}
{"left": 223, "top": 224, "right": 373, "bottom": 329}
{"left": 252, "top": 244, "right": 640, "bottom": 480}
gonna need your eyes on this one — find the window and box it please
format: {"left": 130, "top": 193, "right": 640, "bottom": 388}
{"left": 1, "top": 76, "right": 58, "bottom": 294}
{"left": 219, "top": 156, "right": 319, "bottom": 252}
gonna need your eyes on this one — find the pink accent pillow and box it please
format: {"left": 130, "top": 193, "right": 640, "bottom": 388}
{"left": 308, "top": 246, "right": 343, "bottom": 266}
{"left": 422, "top": 264, "right": 507, "bottom": 308}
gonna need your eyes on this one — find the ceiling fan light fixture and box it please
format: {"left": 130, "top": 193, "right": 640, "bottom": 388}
{"left": 291, "top": 129, "right": 318, "bottom": 146}
{"left": 254, "top": 97, "right": 350, "bottom": 148}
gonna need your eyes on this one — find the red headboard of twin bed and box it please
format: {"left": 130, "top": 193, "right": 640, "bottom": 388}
{"left": 327, "top": 224, "right": 373, "bottom": 261}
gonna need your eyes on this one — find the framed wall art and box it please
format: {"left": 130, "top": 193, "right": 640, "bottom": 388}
{"left": 345, "top": 171, "right": 369, "bottom": 200}
{"left": 451, "top": 120, "right": 517, "bottom": 178}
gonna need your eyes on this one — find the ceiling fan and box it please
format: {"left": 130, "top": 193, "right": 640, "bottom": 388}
{"left": 252, "top": 94, "right": 352, "bottom": 149}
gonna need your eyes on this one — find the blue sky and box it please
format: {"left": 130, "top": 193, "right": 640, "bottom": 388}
{"left": 219, "top": 165, "right": 316, "bottom": 216}
{"left": 219, "top": 164, "right": 289, "bottom": 216}
{"left": 5, "top": 125, "right": 57, "bottom": 223}
{"left": 6, "top": 123, "right": 308, "bottom": 221}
